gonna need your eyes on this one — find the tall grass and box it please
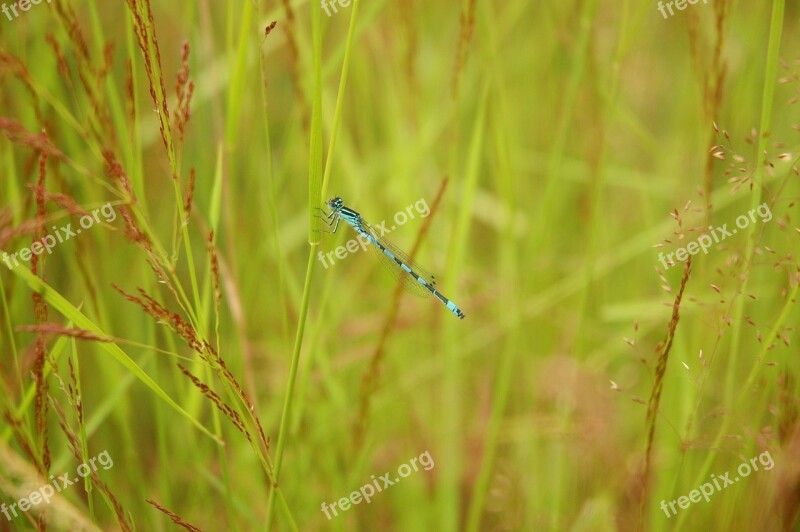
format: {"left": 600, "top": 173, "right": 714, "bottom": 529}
{"left": 1, "top": 0, "right": 799, "bottom": 530}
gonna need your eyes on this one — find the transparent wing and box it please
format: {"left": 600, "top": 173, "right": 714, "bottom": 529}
{"left": 360, "top": 219, "right": 438, "bottom": 299}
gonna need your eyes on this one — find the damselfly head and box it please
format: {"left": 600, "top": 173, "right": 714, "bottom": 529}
{"left": 327, "top": 197, "right": 344, "bottom": 210}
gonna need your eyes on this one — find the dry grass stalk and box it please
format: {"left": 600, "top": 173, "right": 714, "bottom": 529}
{"left": 145, "top": 499, "right": 202, "bottom": 532}
{"left": 638, "top": 256, "right": 692, "bottom": 530}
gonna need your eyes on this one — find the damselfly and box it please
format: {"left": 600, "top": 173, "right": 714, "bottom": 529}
{"left": 318, "top": 197, "right": 465, "bottom": 319}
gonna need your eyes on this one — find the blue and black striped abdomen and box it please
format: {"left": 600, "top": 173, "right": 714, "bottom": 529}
{"left": 349, "top": 220, "right": 465, "bottom": 319}
{"left": 329, "top": 201, "right": 465, "bottom": 319}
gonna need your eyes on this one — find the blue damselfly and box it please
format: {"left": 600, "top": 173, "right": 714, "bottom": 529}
{"left": 318, "top": 197, "right": 465, "bottom": 319}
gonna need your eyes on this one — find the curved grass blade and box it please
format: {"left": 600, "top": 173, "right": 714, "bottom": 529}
{"left": 11, "top": 265, "right": 221, "bottom": 444}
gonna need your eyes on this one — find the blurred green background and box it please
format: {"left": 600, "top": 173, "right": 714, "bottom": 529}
{"left": 1, "top": 0, "right": 799, "bottom": 530}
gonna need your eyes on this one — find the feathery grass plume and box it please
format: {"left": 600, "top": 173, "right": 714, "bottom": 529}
{"left": 126, "top": 13, "right": 197, "bottom": 288}
{"left": 26, "top": 185, "right": 92, "bottom": 219}
{"left": 0, "top": 118, "right": 66, "bottom": 161}
{"left": 686, "top": 0, "right": 732, "bottom": 214}
{"left": 0, "top": 52, "right": 43, "bottom": 121}
{"left": 353, "top": 178, "right": 449, "bottom": 448}
{"left": 207, "top": 230, "right": 221, "bottom": 347}
{"left": 44, "top": 33, "right": 71, "bottom": 82}
{"left": 51, "top": 0, "right": 90, "bottom": 62}
{"left": 112, "top": 285, "right": 203, "bottom": 351}
{"left": 0, "top": 208, "right": 12, "bottom": 234}
{"left": 66, "top": 357, "right": 83, "bottom": 427}
{"left": 674, "top": 8, "right": 791, "bottom": 527}
{"left": 49, "top": 398, "right": 132, "bottom": 531}
{"left": 452, "top": 0, "right": 476, "bottom": 98}
{"left": 125, "top": 0, "right": 174, "bottom": 163}
{"left": 262, "top": 20, "right": 278, "bottom": 42}
{"left": 3, "top": 410, "right": 38, "bottom": 466}
{"left": 49, "top": 369, "right": 85, "bottom": 448}
{"left": 121, "top": 3, "right": 200, "bottom": 303}
{"left": 184, "top": 167, "right": 196, "bottom": 219}
{"left": 31, "top": 146, "right": 50, "bottom": 490}
{"left": 174, "top": 41, "right": 195, "bottom": 150}
{"left": 778, "top": 55, "right": 800, "bottom": 107}
{"left": 15, "top": 324, "right": 114, "bottom": 343}
{"left": 102, "top": 150, "right": 138, "bottom": 201}
{"left": 51, "top": 0, "right": 115, "bottom": 143}
{"left": 114, "top": 284, "right": 270, "bottom": 455}
{"left": 1, "top": 1, "right": 797, "bottom": 529}
{"left": 102, "top": 150, "right": 151, "bottom": 250}
{"left": 124, "top": 58, "right": 136, "bottom": 123}
{"left": 31, "top": 202, "right": 49, "bottom": 532}
{"left": 200, "top": 339, "right": 270, "bottom": 454}
{"left": 178, "top": 364, "right": 251, "bottom": 442}
{"left": 638, "top": 257, "right": 692, "bottom": 531}
{"left": 99, "top": 42, "right": 116, "bottom": 81}
{"left": 0, "top": 218, "right": 49, "bottom": 251}
{"left": 145, "top": 499, "right": 202, "bottom": 532}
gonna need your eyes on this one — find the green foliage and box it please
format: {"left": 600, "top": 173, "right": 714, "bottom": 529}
{"left": 1, "top": 0, "right": 799, "bottom": 530}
